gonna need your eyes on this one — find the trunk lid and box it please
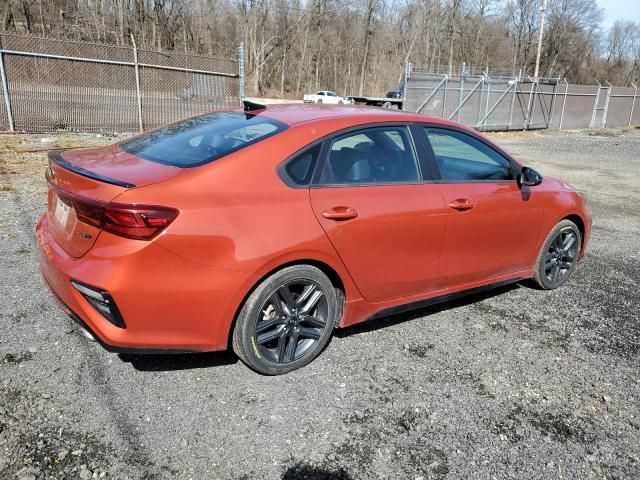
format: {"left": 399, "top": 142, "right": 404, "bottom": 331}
{"left": 46, "top": 146, "right": 181, "bottom": 257}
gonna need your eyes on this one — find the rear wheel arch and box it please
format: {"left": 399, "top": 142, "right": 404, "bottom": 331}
{"left": 226, "top": 258, "right": 346, "bottom": 349}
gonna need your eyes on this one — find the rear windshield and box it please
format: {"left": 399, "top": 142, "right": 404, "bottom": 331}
{"left": 119, "top": 112, "right": 287, "bottom": 167}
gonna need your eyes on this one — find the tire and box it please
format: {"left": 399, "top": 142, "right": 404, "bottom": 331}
{"left": 338, "top": 100, "right": 343, "bottom": 104}
{"left": 532, "top": 219, "right": 582, "bottom": 290}
{"left": 382, "top": 101, "right": 392, "bottom": 109}
{"left": 232, "top": 265, "right": 338, "bottom": 375}
{"left": 317, "top": 99, "right": 322, "bottom": 104}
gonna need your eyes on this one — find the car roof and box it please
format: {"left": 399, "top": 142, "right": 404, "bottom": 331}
{"left": 254, "top": 104, "right": 470, "bottom": 131}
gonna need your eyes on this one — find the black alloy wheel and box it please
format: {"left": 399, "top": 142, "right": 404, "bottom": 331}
{"left": 254, "top": 280, "right": 329, "bottom": 364}
{"left": 232, "top": 265, "right": 338, "bottom": 375}
{"left": 533, "top": 219, "right": 582, "bottom": 289}
{"left": 544, "top": 229, "right": 579, "bottom": 283}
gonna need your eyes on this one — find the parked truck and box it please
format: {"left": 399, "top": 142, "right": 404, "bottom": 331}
{"left": 303, "top": 91, "right": 350, "bottom": 104}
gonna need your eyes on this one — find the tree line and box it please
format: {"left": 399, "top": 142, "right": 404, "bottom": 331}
{"left": 2, "top": 0, "right": 639, "bottom": 97}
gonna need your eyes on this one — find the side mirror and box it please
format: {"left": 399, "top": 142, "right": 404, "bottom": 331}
{"left": 519, "top": 166, "right": 543, "bottom": 187}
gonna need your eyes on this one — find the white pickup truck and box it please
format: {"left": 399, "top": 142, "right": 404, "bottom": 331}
{"left": 303, "top": 91, "right": 350, "bottom": 104}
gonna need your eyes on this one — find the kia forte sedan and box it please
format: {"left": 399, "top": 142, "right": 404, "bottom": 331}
{"left": 37, "top": 103, "right": 591, "bottom": 375}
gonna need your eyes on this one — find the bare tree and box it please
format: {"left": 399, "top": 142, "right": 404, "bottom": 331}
{"left": 0, "top": 0, "right": 636, "bottom": 98}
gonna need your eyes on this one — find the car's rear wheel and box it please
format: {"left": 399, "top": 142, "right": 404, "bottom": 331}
{"left": 232, "top": 265, "right": 338, "bottom": 375}
{"left": 532, "top": 219, "right": 582, "bottom": 290}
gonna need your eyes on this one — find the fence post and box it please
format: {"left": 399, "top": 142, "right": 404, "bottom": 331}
{"left": 508, "top": 69, "right": 520, "bottom": 130}
{"left": 457, "top": 62, "right": 465, "bottom": 122}
{"left": 130, "top": 35, "right": 143, "bottom": 133}
{"left": 483, "top": 71, "right": 491, "bottom": 129}
{"left": 0, "top": 46, "right": 15, "bottom": 132}
{"left": 442, "top": 75, "right": 448, "bottom": 118}
{"left": 402, "top": 59, "right": 409, "bottom": 109}
{"left": 559, "top": 79, "right": 569, "bottom": 130}
{"left": 602, "top": 81, "right": 612, "bottom": 128}
{"left": 547, "top": 79, "right": 558, "bottom": 128}
{"left": 590, "top": 81, "right": 601, "bottom": 128}
{"left": 239, "top": 42, "right": 245, "bottom": 100}
{"left": 628, "top": 82, "right": 637, "bottom": 127}
{"left": 476, "top": 73, "right": 485, "bottom": 125}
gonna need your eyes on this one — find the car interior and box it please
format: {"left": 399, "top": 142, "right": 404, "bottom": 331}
{"left": 325, "top": 129, "right": 420, "bottom": 184}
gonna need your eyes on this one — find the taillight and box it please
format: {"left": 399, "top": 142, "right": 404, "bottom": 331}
{"left": 54, "top": 189, "right": 178, "bottom": 241}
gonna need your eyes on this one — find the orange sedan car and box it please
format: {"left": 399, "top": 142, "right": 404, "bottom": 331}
{"left": 37, "top": 103, "right": 591, "bottom": 374}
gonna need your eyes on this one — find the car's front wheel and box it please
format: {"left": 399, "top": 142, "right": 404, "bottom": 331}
{"left": 532, "top": 219, "right": 582, "bottom": 289}
{"left": 232, "top": 265, "right": 338, "bottom": 375}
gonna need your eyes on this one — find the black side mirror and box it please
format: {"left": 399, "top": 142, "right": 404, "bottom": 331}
{"left": 519, "top": 166, "right": 543, "bottom": 187}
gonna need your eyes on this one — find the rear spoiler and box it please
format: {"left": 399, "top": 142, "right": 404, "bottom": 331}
{"left": 243, "top": 100, "right": 266, "bottom": 112}
{"left": 48, "top": 151, "right": 136, "bottom": 189}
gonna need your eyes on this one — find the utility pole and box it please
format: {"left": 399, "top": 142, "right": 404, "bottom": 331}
{"left": 533, "top": 0, "right": 548, "bottom": 79}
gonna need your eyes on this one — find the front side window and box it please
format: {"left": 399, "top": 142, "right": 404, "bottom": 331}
{"left": 319, "top": 126, "right": 420, "bottom": 185}
{"left": 120, "top": 112, "right": 286, "bottom": 167}
{"left": 425, "top": 128, "right": 513, "bottom": 181}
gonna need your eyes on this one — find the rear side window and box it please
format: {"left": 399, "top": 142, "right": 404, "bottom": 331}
{"left": 425, "top": 128, "right": 513, "bottom": 181}
{"left": 119, "top": 112, "right": 287, "bottom": 167}
{"left": 282, "top": 144, "right": 321, "bottom": 186}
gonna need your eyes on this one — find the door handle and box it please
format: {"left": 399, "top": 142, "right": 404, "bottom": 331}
{"left": 448, "top": 198, "right": 475, "bottom": 211}
{"left": 322, "top": 206, "right": 358, "bottom": 220}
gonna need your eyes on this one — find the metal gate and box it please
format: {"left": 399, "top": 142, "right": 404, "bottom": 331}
{"left": 404, "top": 65, "right": 640, "bottom": 131}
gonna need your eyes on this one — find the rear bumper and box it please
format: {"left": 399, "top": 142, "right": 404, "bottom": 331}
{"left": 42, "top": 275, "right": 195, "bottom": 354}
{"left": 36, "top": 214, "right": 249, "bottom": 352}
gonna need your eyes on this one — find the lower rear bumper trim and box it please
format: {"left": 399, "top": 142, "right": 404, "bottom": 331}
{"left": 44, "top": 277, "right": 197, "bottom": 355}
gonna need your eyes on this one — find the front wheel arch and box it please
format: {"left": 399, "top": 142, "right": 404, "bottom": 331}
{"left": 563, "top": 214, "right": 585, "bottom": 250}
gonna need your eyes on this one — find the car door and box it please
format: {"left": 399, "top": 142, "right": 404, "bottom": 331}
{"left": 422, "top": 126, "right": 544, "bottom": 288}
{"left": 309, "top": 125, "right": 447, "bottom": 302}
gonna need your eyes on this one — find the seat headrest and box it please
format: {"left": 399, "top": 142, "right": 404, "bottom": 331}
{"left": 329, "top": 148, "right": 370, "bottom": 183}
{"left": 346, "top": 158, "right": 370, "bottom": 182}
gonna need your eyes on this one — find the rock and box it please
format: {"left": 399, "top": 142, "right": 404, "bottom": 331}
{"left": 79, "top": 467, "right": 93, "bottom": 480}
{"left": 58, "top": 449, "right": 69, "bottom": 461}
{"left": 602, "top": 395, "right": 612, "bottom": 403}
{"left": 71, "top": 449, "right": 83, "bottom": 456}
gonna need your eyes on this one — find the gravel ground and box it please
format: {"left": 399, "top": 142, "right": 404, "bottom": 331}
{"left": 1, "top": 127, "right": 639, "bottom": 480}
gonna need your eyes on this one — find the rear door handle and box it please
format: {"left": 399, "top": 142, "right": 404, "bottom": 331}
{"left": 448, "top": 198, "right": 475, "bottom": 211}
{"left": 322, "top": 206, "right": 358, "bottom": 221}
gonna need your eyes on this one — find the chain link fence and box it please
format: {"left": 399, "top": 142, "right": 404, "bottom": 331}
{"left": 0, "top": 34, "right": 241, "bottom": 133}
{"left": 404, "top": 65, "right": 639, "bottom": 131}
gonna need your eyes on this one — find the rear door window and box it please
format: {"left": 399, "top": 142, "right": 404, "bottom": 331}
{"left": 319, "top": 126, "right": 420, "bottom": 185}
{"left": 119, "top": 112, "right": 286, "bottom": 167}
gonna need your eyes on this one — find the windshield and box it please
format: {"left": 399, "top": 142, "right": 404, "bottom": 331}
{"left": 119, "top": 112, "right": 287, "bottom": 167}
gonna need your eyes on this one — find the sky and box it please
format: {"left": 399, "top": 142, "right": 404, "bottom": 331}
{"left": 597, "top": 0, "right": 640, "bottom": 28}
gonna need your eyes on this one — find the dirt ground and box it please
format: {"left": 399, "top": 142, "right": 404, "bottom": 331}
{"left": 1, "top": 127, "right": 639, "bottom": 480}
